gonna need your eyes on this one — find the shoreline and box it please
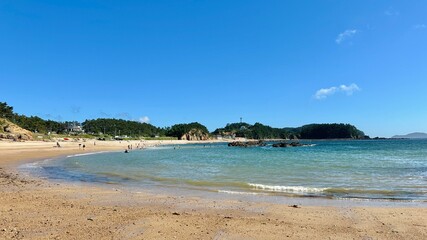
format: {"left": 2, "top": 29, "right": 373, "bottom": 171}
{"left": 0, "top": 139, "right": 223, "bottom": 167}
{"left": 1, "top": 140, "right": 426, "bottom": 239}
{"left": 20, "top": 152, "right": 426, "bottom": 208}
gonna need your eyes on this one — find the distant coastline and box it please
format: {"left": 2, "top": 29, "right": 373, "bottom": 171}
{"left": 391, "top": 132, "right": 427, "bottom": 139}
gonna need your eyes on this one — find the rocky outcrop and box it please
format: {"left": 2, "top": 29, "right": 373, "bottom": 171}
{"left": 228, "top": 140, "right": 266, "bottom": 147}
{"left": 272, "top": 142, "right": 308, "bottom": 148}
{"left": 180, "top": 129, "right": 209, "bottom": 141}
{"left": 0, "top": 118, "right": 33, "bottom": 141}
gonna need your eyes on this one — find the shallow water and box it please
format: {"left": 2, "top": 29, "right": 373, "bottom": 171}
{"left": 21, "top": 139, "right": 427, "bottom": 201}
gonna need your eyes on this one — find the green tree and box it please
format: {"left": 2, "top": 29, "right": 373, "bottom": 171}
{"left": 0, "top": 102, "right": 15, "bottom": 120}
{"left": 300, "top": 123, "right": 365, "bottom": 139}
{"left": 82, "top": 118, "right": 162, "bottom": 137}
{"left": 166, "top": 122, "right": 209, "bottom": 139}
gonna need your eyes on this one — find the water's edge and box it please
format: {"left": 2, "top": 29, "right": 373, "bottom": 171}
{"left": 18, "top": 141, "right": 427, "bottom": 207}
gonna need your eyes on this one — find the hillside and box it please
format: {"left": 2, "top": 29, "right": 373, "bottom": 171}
{"left": 166, "top": 122, "right": 210, "bottom": 140}
{"left": 0, "top": 118, "right": 33, "bottom": 141}
{"left": 391, "top": 132, "right": 427, "bottom": 139}
{"left": 213, "top": 122, "right": 365, "bottom": 140}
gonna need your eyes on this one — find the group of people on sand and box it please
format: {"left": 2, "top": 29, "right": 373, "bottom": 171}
{"left": 55, "top": 141, "right": 89, "bottom": 150}
{"left": 56, "top": 140, "right": 157, "bottom": 153}
{"left": 56, "top": 139, "right": 152, "bottom": 153}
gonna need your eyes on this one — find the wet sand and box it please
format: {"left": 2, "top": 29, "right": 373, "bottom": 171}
{"left": 0, "top": 140, "right": 426, "bottom": 239}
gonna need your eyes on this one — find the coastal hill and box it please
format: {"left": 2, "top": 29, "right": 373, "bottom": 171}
{"left": 213, "top": 122, "right": 365, "bottom": 140}
{"left": 1, "top": 101, "right": 366, "bottom": 140}
{"left": 0, "top": 118, "right": 33, "bottom": 141}
{"left": 166, "top": 122, "right": 210, "bottom": 140}
{"left": 391, "top": 132, "right": 427, "bottom": 139}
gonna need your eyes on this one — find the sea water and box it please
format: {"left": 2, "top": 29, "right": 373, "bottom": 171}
{"left": 21, "top": 139, "right": 427, "bottom": 201}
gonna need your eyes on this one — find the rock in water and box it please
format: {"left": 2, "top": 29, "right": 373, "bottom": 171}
{"left": 272, "top": 142, "right": 307, "bottom": 148}
{"left": 228, "top": 140, "right": 266, "bottom": 147}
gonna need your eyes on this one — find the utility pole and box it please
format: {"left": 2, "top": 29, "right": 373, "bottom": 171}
{"left": 240, "top": 117, "right": 242, "bottom": 123}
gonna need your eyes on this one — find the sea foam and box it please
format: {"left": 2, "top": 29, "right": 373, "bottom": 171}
{"left": 218, "top": 190, "right": 263, "bottom": 195}
{"left": 66, "top": 151, "right": 108, "bottom": 158}
{"left": 248, "top": 183, "right": 327, "bottom": 193}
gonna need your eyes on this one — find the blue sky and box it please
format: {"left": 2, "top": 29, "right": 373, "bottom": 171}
{"left": 1, "top": 0, "right": 426, "bottom": 137}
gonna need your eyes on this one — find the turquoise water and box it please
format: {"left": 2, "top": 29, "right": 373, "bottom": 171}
{"left": 23, "top": 140, "right": 427, "bottom": 201}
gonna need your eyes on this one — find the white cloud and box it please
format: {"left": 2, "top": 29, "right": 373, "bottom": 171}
{"left": 339, "top": 83, "right": 360, "bottom": 95}
{"left": 314, "top": 84, "right": 360, "bottom": 100}
{"left": 336, "top": 29, "right": 358, "bottom": 44}
{"left": 413, "top": 24, "right": 426, "bottom": 30}
{"left": 139, "top": 116, "right": 150, "bottom": 123}
{"left": 314, "top": 87, "right": 338, "bottom": 99}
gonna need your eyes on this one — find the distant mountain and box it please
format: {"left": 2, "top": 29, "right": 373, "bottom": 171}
{"left": 391, "top": 132, "right": 427, "bottom": 139}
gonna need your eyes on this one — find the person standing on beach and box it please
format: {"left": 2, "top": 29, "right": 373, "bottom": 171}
{"left": 82, "top": 144, "right": 85, "bottom": 150}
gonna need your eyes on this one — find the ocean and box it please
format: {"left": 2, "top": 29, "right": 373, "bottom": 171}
{"left": 21, "top": 139, "right": 427, "bottom": 202}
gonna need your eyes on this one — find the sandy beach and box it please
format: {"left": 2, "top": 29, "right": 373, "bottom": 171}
{"left": 0, "top": 140, "right": 426, "bottom": 239}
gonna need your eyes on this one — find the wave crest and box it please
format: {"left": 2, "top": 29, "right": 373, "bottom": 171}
{"left": 248, "top": 183, "right": 326, "bottom": 193}
{"left": 218, "top": 190, "right": 263, "bottom": 195}
{"left": 66, "top": 151, "right": 108, "bottom": 158}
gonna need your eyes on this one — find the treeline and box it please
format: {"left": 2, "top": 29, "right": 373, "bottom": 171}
{"left": 83, "top": 118, "right": 163, "bottom": 137}
{"left": 14, "top": 116, "right": 68, "bottom": 134}
{"left": 1, "top": 102, "right": 69, "bottom": 133}
{"left": 213, "top": 122, "right": 290, "bottom": 139}
{"left": 213, "top": 122, "right": 365, "bottom": 140}
{"left": 0, "top": 102, "right": 210, "bottom": 138}
{"left": 300, "top": 124, "right": 365, "bottom": 139}
{"left": 1, "top": 102, "right": 366, "bottom": 139}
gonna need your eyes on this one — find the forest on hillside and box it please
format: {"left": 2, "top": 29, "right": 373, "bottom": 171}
{"left": 1, "top": 102, "right": 366, "bottom": 140}
{"left": 213, "top": 122, "right": 365, "bottom": 140}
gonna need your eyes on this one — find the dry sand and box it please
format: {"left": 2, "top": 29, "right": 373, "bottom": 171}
{"left": 0, "top": 140, "right": 426, "bottom": 239}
